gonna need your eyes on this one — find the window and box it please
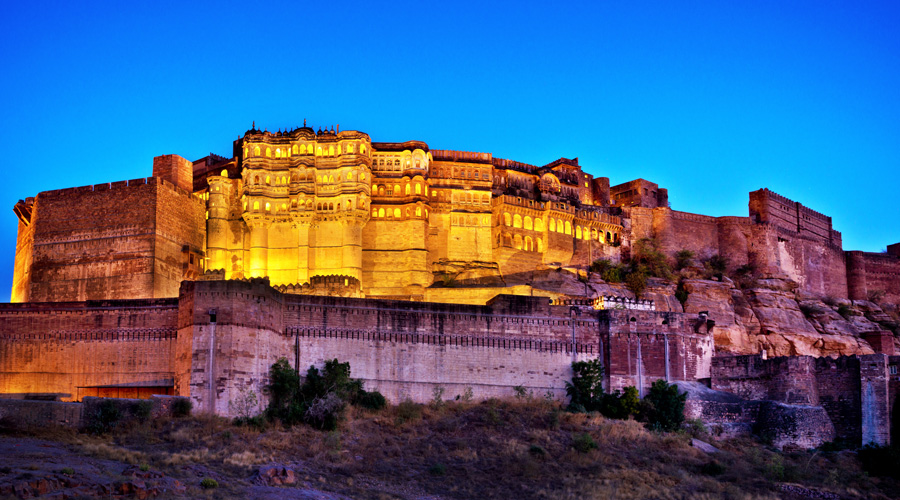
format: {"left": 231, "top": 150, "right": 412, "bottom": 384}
{"left": 265, "top": 202, "right": 270, "bottom": 211}
{"left": 535, "top": 218, "right": 544, "bottom": 232}
{"left": 378, "top": 208, "right": 385, "bottom": 217}
{"left": 393, "top": 208, "right": 401, "bottom": 218}
{"left": 221, "top": 169, "right": 228, "bottom": 178}
{"left": 253, "top": 201, "right": 259, "bottom": 210}
{"left": 513, "top": 214, "right": 522, "bottom": 228}
{"left": 524, "top": 216, "right": 533, "bottom": 231}
{"left": 266, "top": 148, "right": 271, "bottom": 157}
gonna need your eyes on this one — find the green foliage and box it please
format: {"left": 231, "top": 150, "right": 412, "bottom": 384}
{"left": 631, "top": 238, "right": 672, "bottom": 280}
{"left": 643, "top": 379, "right": 687, "bottom": 432}
{"left": 89, "top": 399, "right": 122, "bottom": 434}
{"left": 703, "top": 255, "right": 729, "bottom": 279}
{"left": 513, "top": 385, "right": 532, "bottom": 400}
{"left": 200, "top": 477, "right": 218, "bottom": 489}
{"left": 134, "top": 400, "right": 153, "bottom": 422}
{"left": 265, "top": 357, "right": 384, "bottom": 430}
{"left": 565, "top": 359, "right": 604, "bottom": 412}
{"left": 396, "top": 399, "right": 422, "bottom": 424}
{"left": 674, "top": 249, "right": 695, "bottom": 270}
{"left": 572, "top": 433, "right": 598, "bottom": 453}
{"left": 625, "top": 268, "right": 647, "bottom": 298}
{"left": 837, "top": 304, "right": 853, "bottom": 320}
{"left": 139, "top": 463, "right": 150, "bottom": 472}
{"left": 700, "top": 460, "right": 726, "bottom": 476}
{"left": 428, "top": 463, "right": 447, "bottom": 476}
{"left": 590, "top": 259, "right": 626, "bottom": 283}
{"left": 171, "top": 398, "right": 192, "bottom": 418}
{"left": 619, "top": 386, "right": 641, "bottom": 418}
{"left": 528, "top": 444, "right": 546, "bottom": 457}
{"left": 675, "top": 280, "right": 689, "bottom": 308}
{"left": 60, "top": 467, "right": 74, "bottom": 476}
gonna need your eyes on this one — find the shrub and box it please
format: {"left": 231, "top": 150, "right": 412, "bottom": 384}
{"left": 356, "top": 390, "right": 387, "bottom": 410}
{"left": 565, "top": 358, "right": 604, "bottom": 412}
{"left": 133, "top": 400, "right": 153, "bottom": 422}
{"left": 396, "top": 399, "right": 422, "bottom": 424}
{"left": 572, "top": 433, "right": 598, "bottom": 453}
{"left": 701, "top": 460, "right": 726, "bottom": 476}
{"left": 625, "top": 268, "right": 647, "bottom": 298}
{"left": 837, "top": 304, "right": 853, "bottom": 320}
{"left": 139, "top": 463, "right": 150, "bottom": 472}
{"left": 428, "top": 463, "right": 447, "bottom": 476}
{"left": 61, "top": 467, "right": 74, "bottom": 476}
{"left": 703, "top": 255, "right": 728, "bottom": 279}
{"left": 171, "top": 398, "right": 192, "bottom": 418}
{"left": 528, "top": 444, "right": 546, "bottom": 457}
{"left": 643, "top": 379, "right": 687, "bottom": 432}
{"left": 200, "top": 478, "right": 218, "bottom": 489}
{"left": 674, "top": 249, "right": 695, "bottom": 270}
{"left": 89, "top": 399, "right": 122, "bottom": 434}
{"left": 631, "top": 238, "right": 672, "bottom": 280}
{"left": 675, "top": 280, "right": 689, "bottom": 308}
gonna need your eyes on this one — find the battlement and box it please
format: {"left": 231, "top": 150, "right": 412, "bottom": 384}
{"left": 431, "top": 149, "right": 492, "bottom": 164}
{"left": 492, "top": 157, "right": 539, "bottom": 173}
{"left": 749, "top": 188, "right": 837, "bottom": 247}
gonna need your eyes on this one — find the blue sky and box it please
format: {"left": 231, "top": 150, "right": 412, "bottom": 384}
{"left": 1, "top": 1, "right": 898, "bottom": 301}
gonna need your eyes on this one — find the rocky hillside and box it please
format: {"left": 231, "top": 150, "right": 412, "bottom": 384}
{"left": 526, "top": 267, "right": 900, "bottom": 358}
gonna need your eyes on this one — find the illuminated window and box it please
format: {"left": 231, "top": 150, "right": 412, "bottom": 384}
{"left": 265, "top": 202, "right": 271, "bottom": 211}
{"left": 525, "top": 236, "right": 533, "bottom": 251}
{"left": 276, "top": 148, "right": 281, "bottom": 157}
{"left": 406, "top": 208, "right": 411, "bottom": 217}
{"left": 348, "top": 143, "right": 355, "bottom": 153}
{"left": 425, "top": 209, "right": 429, "bottom": 217}
{"left": 513, "top": 214, "right": 522, "bottom": 228}
{"left": 266, "top": 176, "right": 270, "bottom": 184}
{"left": 378, "top": 208, "right": 385, "bottom": 218}
{"left": 266, "top": 148, "right": 271, "bottom": 157}
{"left": 504, "top": 213, "right": 511, "bottom": 226}
{"left": 405, "top": 184, "right": 411, "bottom": 195}
{"left": 347, "top": 172, "right": 352, "bottom": 180}
{"left": 346, "top": 200, "right": 351, "bottom": 210}
{"left": 244, "top": 147, "right": 248, "bottom": 157}
{"left": 583, "top": 228, "right": 590, "bottom": 240}
{"left": 549, "top": 219, "right": 555, "bottom": 232}
{"left": 317, "top": 175, "right": 322, "bottom": 183}
{"left": 307, "top": 144, "right": 313, "bottom": 154}
{"left": 292, "top": 144, "right": 298, "bottom": 155}
{"left": 592, "top": 229, "right": 598, "bottom": 240}
{"left": 329, "top": 145, "right": 334, "bottom": 156}
{"left": 557, "top": 219, "right": 564, "bottom": 233}
{"left": 282, "top": 203, "right": 287, "bottom": 210}
{"left": 253, "top": 201, "right": 259, "bottom": 210}
{"left": 317, "top": 146, "right": 322, "bottom": 156}
{"left": 361, "top": 144, "right": 366, "bottom": 154}
{"left": 329, "top": 175, "right": 335, "bottom": 183}
{"left": 537, "top": 238, "right": 543, "bottom": 252}
{"left": 378, "top": 186, "right": 385, "bottom": 196}
{"left": 372, "top": 209, "right": 378, "bottom": 217}
{"left": 424, "top": 185, "right": 428, "bottom": 196}
{"left": 535, "top": 218, "right": 544, "bottom": 232}
{"left": 361, "top": 172, "right": 366, "bottom": 181}
{"left": 416, "top": 206, "right": 422, "bottom": 216}
{"left": 576, "top": 226, "right": 582, "bottom": 239}
{"left": 221, "top": 169, "right": 228, "bottom": 178}
{"left": 254, "top": 146, "right": 260, "bottom": 156}
{"left": 393, "top": 208, "right": 401, "bottom": 218}
{"left": 524, "top": 216, "right": 533, "bottom": 231}
{"left": 415, "top": 183, "right": 421, "bottom": 195}
{"left": 514, "top": 234, "right": 523, "bottom": 250}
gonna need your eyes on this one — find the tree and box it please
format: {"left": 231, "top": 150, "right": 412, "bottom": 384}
{"left": 565, "top": 358, "right": 604, "bottom": 412}
{"left": 643, "top": 379, "right": 687, "bottom": 432}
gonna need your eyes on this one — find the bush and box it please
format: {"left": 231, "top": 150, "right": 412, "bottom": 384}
{"left": 133, "top": 400, "right": 153, "bottom": 422}
{"left": 675, "top": 280, "right": 689, "bottom": 308}
{"left": 61, "top": 467, "right": 74, "bottom": 476}
{"left": 631, "top": 238, "right": 672, "bottom": 280}
{"left": 200, "top": 477, "right": 218, "bottom": 489}
{"left": 625, "top": 268, "right": 647, "bottom": 298}
{"left": 428, "top": 463, "right": 447, "bottom": 476}
{"left": 89, "top": 399, "right": 122, "bottom": 434}
{"left": 171, "top": 398, "right": 192, "bottom": 418}
{"left": 565, "top": 359, "right": 604, "bottom": 412}
{"left": 703, "top": 255, "right": 728, "bottom": 279}
{"left": 396, "top": 399, "right": 422, "bottom": 424}
{"left": 572, "top": 433, "right": 598, "bottom": 453}
{"left": 675, "top": 249, "right": 695, "bottom": 270}
{"left": 528, "top": 444, "right": 546, "bottom": 457}
{"left": 356, "top": 390, "right": 387, "bottom": 410}
{"left": 643, "top": 379, "right": 687, "bottom": 432}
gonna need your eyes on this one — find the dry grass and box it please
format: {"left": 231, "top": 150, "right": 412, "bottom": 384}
{"left": 7, "top": 398, "right": 900, "bottom": 499}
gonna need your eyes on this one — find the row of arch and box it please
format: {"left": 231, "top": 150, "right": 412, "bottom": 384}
{"left": 246, "top": 142, "right": 368, "bottom": 158}
{"left": 249, "top": 169, "right": 369, "bottom": 186}
{"left": 245, "top": 197, "right": 367, "bottom": 213}
{"left": 503, "top": 212, "right": 620, "bottom": 243}
{"left": 374, "top": 182, "right": 427, "bottom": 197}
{"left": 370, "top": 206, "right": 429, "bottom": 219}
{"left": 501, "top": 233, "right": 543, "bottom": 253}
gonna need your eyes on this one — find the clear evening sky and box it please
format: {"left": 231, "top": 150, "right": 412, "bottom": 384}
{"left": 1, "top": 1, "right": 897, "bottom": 302}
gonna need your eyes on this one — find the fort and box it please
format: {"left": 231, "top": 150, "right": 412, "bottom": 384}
{"left": 3, "top": 123, "right": 899, "bottom": 448}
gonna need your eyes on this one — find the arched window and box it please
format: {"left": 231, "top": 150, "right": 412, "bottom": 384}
{"left": 513, "top": 214, "right": 522, "bottom": 228}
{"left": 504, "top": 213, "right": 512, "bottom": 226}
{"left": 549, "top": 218, "right": 556, "bottom": 232}
{"left": 281, "top": 203, "right": 287, "bottom": 211}
{"left": 266, "top": 148, "right": 271, "bottom": 157}
{"left": 576, "top": 226, "right": 582, "bottom": 239}
{"left": 378, "top": 208, "right": 385, "bottom": 218}
{"left": 347, "top": 172, "right": 353, "bottom": 180}
{"left": 329, "top": 203, "right": 334, "bottom": 211}
{"left": 535, "top": 218, "right": 544, "bottom": 232}
{"left": 348, "top": 143, "right": 355, "bottom": 153}
{"left": 583, "top": 227, "right": 590, "bottom": 240}
{"left": 405, "top": 184, "right": 411, "bottom": 195}
{"left": 393, "top": 208, "right": 401, "bottom": 218}
{"left": 317, "top": 146, "right": 322, "bottom": 156}
{"left": 253, "top": 146, "right": 260, "bottom": 156}
{"left": 524, "top": 216, "right": 533, "bottom": 231}
{"left": 244, "top": 147, "right": 248, "bottom": 157}
{"left": 406, "top": 208, "right": 411, "bottom": 217}
{"left": 557, "top": 219, "right": 564, "bottom": 233}
{"left": 307, "top": 144, "right": 313, "bottom": 154}
{"left": 361, "top": 144, "right": 366, "bottom": 154}
{"left": 606, "top": 231, "right": 611, "bottom": 243}
{"left": 514, "top": 234, "right": 523, "bottom": 250}
{"left": 220, "top": 169, "right": 228, "bottom": 178}
{"left": 525, "top": 236, "right": 533, "bottom": 251}
{"left": 361, "top": 172, "right": 366, "bottom": 181}
{"left": 346, "top": 200, "right": 351, "bottom": 210}
{"left": 537, "top": 238, "right": 543, "bottom": 252}
{"left": 292, "top": 144, "right": 298, "bottom": 155}
{"left": 592, "top": 229, "right": 598, "bottom": 240}
{"left": 253, "top": 201, "right": 259, "bottom": 210}
{"left": 378, "top": 186, "right": 385, "bottom": 196}
{"left": 265, "top": 202, "right": 271, "bottom": 211}
{"left": 265, "top": 176, "right": 270, "bottom": 185}
{"left": 275, "top": 148, "right": 281, "bottom": 157}
{"left": 415, "top": 183, "right": 421, "bottom": 194}
{"left": 372, "top": 209, "right": 378, "bottom": 218}
{"left": 328, "top": 145, "right": 335, "bottom": 156}
{"left": 329, "top": 175, "right": 335, "bottom": 183}
{"left": 564, "top": 221, "right": 572, "bottom": 235}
